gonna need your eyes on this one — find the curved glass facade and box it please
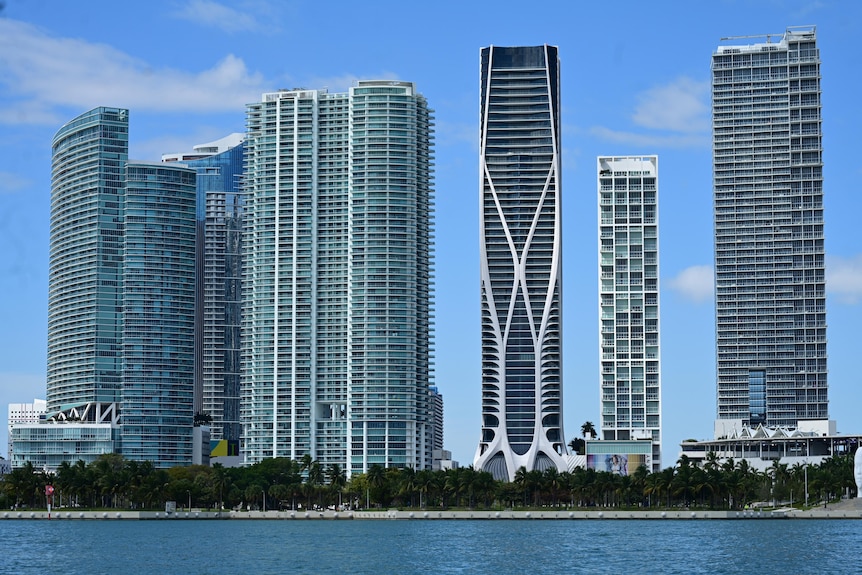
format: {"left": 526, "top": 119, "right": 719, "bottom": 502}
{"left": 49, "top": 107, "right": 129, "bottom": 413}
{"left": 48, "top": 109, "right": 196, "bottom": 468}
{"left": 474, "top": 46, "right": 567, "bottom": 481}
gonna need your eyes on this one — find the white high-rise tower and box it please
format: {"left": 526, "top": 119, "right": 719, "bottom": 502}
{"left": 242, "top": 82, "right": 434, "bottom": 476}
{"left": 597, "top": 156, "right": 662, "bottom": 471}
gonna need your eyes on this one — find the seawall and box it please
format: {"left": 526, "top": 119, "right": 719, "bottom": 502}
{"left": 4, "top": 505, "right": 862, "bottom": 520}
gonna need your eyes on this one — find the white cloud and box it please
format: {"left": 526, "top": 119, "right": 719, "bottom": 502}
{"left": 590, "top": 76, "right": 710, "bottom": 149}
{"left": 827, "top": 254, "right": 862, "bottom": 304}
{"left": 171, "top": 0, "right": 266, "bottom": 33}
{"left": 0, "top": 19, "right": 267, "bottom": 125}
{"left": 632, "top": 77, "right": 710, "bottom": 133}
{"left": 667, "top": 265, "right": 714, "bottom": 303}
{"left": 0, "top": 100, "right": 63, "bottom": 126}
{"left": 130, "top": 127, "right": 236, "bottom": 162}
{"left": 665, "top": 257, "right": 862, "bottom": 306}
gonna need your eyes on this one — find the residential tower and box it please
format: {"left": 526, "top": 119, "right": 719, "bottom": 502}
{"left": 712, "top": 26, "right": 827, "bottom": 434}
{"left": 473, "top": 45, "right": 567, "bottom": 481}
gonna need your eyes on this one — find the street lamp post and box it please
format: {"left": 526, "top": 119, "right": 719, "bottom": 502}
{"left": 262, "top": 488, "right": 266, "bottom": 513}
{"left": 187, "top": 490, "right": 191, "bottom": 512}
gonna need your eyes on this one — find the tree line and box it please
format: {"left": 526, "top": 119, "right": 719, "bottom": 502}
{"left": 2, "top": 451, "right": 856, "bottom": 511}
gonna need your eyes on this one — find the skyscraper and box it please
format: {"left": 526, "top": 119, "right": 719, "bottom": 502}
{"left": 121, "top": 161, "right": 197, "bottom": 466}
{"left": 49, "top": 107, "right": 128, "bottom": 416}
{"left": 42, "top": 107, "right": 197, "bottom": 469}
{"left": 242, "top": 81, "right": 434, "bottom": 476}
{"left": 429, "top": 386, "right": 444, "bottom": 452}
{"left": 598, "top": 156, "right": 662, "bottom": 471}
{"left": 712, "top": 26, "right": 827, "bottom": 432}
{"left": 164, "top": 134, "right": 246, "bottom": 442}
{"left": 474, "top": 45, "right": 567, "bottom": 481}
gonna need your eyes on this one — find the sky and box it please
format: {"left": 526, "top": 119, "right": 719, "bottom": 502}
{"left": 2, "top": 0, "right": 862, "bottom": 468}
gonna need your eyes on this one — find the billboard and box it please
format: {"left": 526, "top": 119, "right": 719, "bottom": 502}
{"left": 586, "top": 453, "right": 647, "bottom": 477}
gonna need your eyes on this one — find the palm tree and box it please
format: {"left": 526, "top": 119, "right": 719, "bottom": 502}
{"left": 703, "top": 451, "right": 721, "bottom": 472}
{"left": 4, "top": 463, "right": 37, "bottom": 508}
{"left": 306, "top": 461, "right": 324, "bottom": 509}
{"left": 513, "top": 466, "right": 529, "bottom": 508}
{"left": 92, "top": 453, "right": 125, "bottom": 508}
{"left": 672, "top": 456, "right": 697, "bottom": 507}
{"left": 416, "top": 469, "right": 434, "bottom": 509}
{"left": 473, "top": 471, "right": 496, "bottom": 508}
{"left": 616, "top": 474, "right": 633, "bottom": 507}
{"left": 326, "top": 463, "right": 347, "bottom": 508}
{"left": 580, "top": 421, "right": 597, "bottom": 440}
{"left": 268, "top": 483, "right": 290, "bottom": 510}
{"left": 211, "top": 463, "right": 230, "bottom": 511}
{"left": 139, "top": 468, "right": 170, "bottom": 510}
{"left": 631, "top": 464, "right": 649, "bottom": 507}
{"left": 568, "top": 437, "right": 585, "bottom": 455}
{"left": 72, "top": 459, "right": 92, "bottom": 507}
{"left": 398, "top": 467, "right": 417, "bottom": 507}
{"left": 345, "top": 473, "right": 367, "bottom": 510}
{"left": 570, "top": 468, "right": 592, "bottom": 507}
{"left": 767, "top": 460, "right": 790, "bottom": 506}
{"left": 443, "top": 468, "right": 465, "bottom": 508}
{"left": 543, "top": 467, "right": 562, "bottom": 507}
{"left": 526, "top": 470, "right": 543, "bottom": 507}
{"left": 55, "top": 461, "right": 75, "bottom": 508}
{"left": 193, "top": 411, "right": 213, "bottom": 426}
{"left": 244, "top": 484, "right": 265, "bottom": 510}
{"left": 593, "top": 472, "right": 612, "bottom": 507}
{"left": 458, "top": 467, "right": 479, "bottom": 509}
{"left": 648, "top": 467, "right": 674, "bottom": 508}
{"left": 299, "top": 453, "right": 313, "bottom": 477}
{"left": 366, "top": 464, "right": 385, "bottom": 508}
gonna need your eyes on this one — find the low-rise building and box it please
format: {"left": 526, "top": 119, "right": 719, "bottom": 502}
{"left": 679, "top": 420, "right": 860, "bottom": 472}
{"left": 8, "top": 399, "right": 46, "bottom": 460}
{"left": 432, "top": 449, "right": 458, "bottom": 472}
{"left": 10, "top": 422, "right": 117, "bottom": 471}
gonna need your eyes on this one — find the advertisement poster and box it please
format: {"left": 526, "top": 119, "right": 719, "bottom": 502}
{"left": 586, "top": 453, "right": 647, "bottom": 476}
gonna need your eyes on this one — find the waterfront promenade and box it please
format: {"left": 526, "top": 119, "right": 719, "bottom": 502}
{"left": 5, "top": 498, "right": 862, "bottom": 520}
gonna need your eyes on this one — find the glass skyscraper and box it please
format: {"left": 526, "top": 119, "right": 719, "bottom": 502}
{"left": 164, "top": 134, "right": 246, "bottom": 442}
{"left": 712, "top": 26, "right": 827, "bottom": 432}
{"left": 49, "top": 107, "right": 128, "bottom": 415}
{"left": 242, "top": 81, "right": 434, "bottom": 476}
{"left": 45, "top": 108, "right": 197, "bottom": 468}
{"left": 121, "top": 161, "right": 197, "bottom": 465}
{"left": 473, "top": 45, "right": 567, "bottom": 481}
{"left": 598, "top": 156, "right": 662, "bottom": 471}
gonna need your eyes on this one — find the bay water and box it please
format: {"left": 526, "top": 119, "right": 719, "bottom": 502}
{"left": 1, "top": 519, "right": 857, "bottom": 574}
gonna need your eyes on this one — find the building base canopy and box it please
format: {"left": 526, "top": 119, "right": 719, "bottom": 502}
{"left": 475, "top": 447, "right": 568, "bottom": 482}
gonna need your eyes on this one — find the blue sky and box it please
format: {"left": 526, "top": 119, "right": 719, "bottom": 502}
{"left": 2, "top": 0, "right": 861, "bottom": 467}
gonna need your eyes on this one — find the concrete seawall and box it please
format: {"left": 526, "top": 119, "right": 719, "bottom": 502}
{"left": 4, "top": 505, "right": 862, "bottom": 520}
